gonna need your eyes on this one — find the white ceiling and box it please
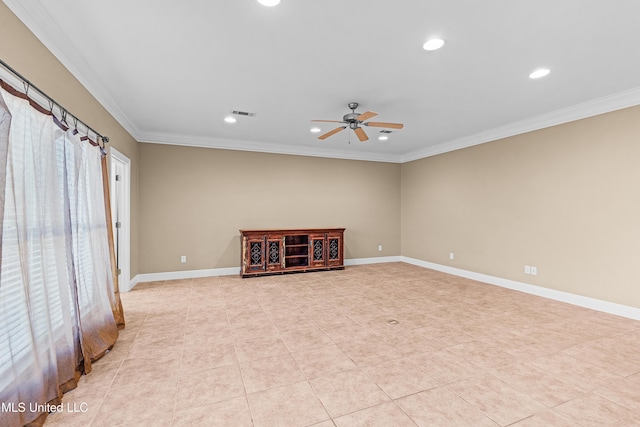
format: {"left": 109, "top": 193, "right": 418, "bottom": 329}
{"left": 6, "top": 0, "right": 640, "bottom": 163}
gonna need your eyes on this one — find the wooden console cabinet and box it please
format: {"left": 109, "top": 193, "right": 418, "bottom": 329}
{"left": 240, "top": 228, "right": 345, "bottom": 277}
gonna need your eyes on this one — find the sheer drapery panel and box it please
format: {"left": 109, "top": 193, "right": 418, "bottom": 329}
{"left": 0, "top": 86, "right": 121, "bottom": 427}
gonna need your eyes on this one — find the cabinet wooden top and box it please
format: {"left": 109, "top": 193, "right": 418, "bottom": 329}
{"left": 240, "top": 228, "right": 345, "bottom": 234}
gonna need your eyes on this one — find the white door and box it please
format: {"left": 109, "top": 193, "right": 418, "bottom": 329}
{"left": 110, "top": 147, "right": 131, "bottom": 291}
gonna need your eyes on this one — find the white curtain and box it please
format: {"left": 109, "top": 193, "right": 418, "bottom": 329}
{"left": 0, "top": 86, "right": 118, "bottom": 427}
{"left": 63, "top": 123, "right": 119, "bottom": 363}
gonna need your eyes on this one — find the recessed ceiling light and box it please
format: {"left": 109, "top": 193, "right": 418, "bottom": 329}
{"left": 257, "top": 0, "right": 280, "bottom": 6}
{"left": 423, "top": 38, "right": 445, "bottom": 51}
{"left": 224, "top": 116, "right": 237, "bottom": 123}
{"left": 310, "top": 127, "right": 321, "bottom": 133}
{"left": 378, "top": 135, "right": 389, "bottom": 141}
{"left": 529, "top": 68, "right": 550, "bottom": 79}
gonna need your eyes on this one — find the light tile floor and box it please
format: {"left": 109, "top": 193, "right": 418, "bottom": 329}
{"left": 45, "top": 263, "right": 640, "bottom": 426}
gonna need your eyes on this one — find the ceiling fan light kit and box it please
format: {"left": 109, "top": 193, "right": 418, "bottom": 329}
{"left": 312, "top": 102, "right": 404, "bottom": 143}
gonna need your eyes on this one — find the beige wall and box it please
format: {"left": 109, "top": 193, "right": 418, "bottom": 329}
{"left": 1, "top": 2, "right": 140, "bottom": 276}
{"left": 5, "top": 1, "right": 640, "bottom": 310}
{"left": 138, "top": 143, "right": 401, "bottom": 273}
{"left": 402, "top": 105, "right": 640, "bottom": 308}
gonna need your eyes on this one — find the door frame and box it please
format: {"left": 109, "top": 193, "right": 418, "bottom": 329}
{"left": 110, "top": 147, "right": 132, "bottom": 292}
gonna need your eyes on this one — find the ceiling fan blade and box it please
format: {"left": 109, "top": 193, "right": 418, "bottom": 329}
{"left": 355, "top": 111, "right": 378, "bottom": 121}
{"left": 318, "top": 126, "right": 346, "bottom": 140}
{"left": 354, "top": 127, "right": 369, "bottom": 142}
{"left": 311, "top": 120, "right": 346, "bottom": 123}
{"left": 364, "top": 121, "right": 404, "bottom": 129}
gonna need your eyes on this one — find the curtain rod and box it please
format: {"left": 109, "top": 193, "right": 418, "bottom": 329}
{"left": 0, "top": 58, "right": 109, "bottom": 145}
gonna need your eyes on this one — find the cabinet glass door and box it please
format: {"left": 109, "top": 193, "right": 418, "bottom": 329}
{"left": 245, "top": 237, "right": 266, "bottom": 272}
{"left": 310, "top": 234, "right": 326, "bottom": 267}
{"left": 266, "top": 236, "right": 284, "bottom": 271}
{"left": 327, "top": 233, "right": 343, "bottom": 267}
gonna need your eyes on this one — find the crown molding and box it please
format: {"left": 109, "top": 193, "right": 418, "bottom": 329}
{"left": 401, "top": 87, "right": 640, "bottom": 163}
{"left": 3, "top": 0, "right": 141, "bottom": 139}
{"left": 138, "top": 131, "right": 404, "bottom": 163}
{"left": 8, "top": 0, "right": 640, "bottom": 164}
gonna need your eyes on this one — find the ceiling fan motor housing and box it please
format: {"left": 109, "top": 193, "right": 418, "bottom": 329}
{"left": 343, "top": 112, "right": 360, "bottom": 123}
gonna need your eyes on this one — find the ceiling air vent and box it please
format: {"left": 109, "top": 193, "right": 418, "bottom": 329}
{"left": 231, "top": 110, "right": 256, "bottom": 117}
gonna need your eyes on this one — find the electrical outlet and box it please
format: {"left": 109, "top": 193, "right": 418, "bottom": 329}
{"left": 525, "top": 265, "right": 531, "bottom": 274}
{"left": 378, "top": 245, "right": 383, "bottom": 252}
{"left": 449, "top": 252, "right": 454, "bottom": 260}
{"left": 181, "top": 256, "right": 187, "bottom": 263}
{"left": 530, "top": 266, "right": 537, "bottom": 276}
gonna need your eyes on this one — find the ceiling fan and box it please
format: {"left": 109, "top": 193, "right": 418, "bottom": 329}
{"left": 312, "top": 102, "right": 404, "bottom": 142}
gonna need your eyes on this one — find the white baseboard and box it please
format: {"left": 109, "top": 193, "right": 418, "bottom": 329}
{"left": 345, "top": 256, "right": 402, "bottom": 266}
{"left": 119, "top": 278, "right": 135, "bottom": 293}
{"left": 126, "top": 275, "right": 139, "bottom": 292}
{"left": 129, "top": 267, "right": 240, "bottom": 289}
{"left": 401, "top": 256, "right": 640, "bottom": 321}
{"left": 126, "top": 256, "right": 640, "bottom": 321}
{"left": 127, "top": 256, "right": 400, "bottom": 291}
